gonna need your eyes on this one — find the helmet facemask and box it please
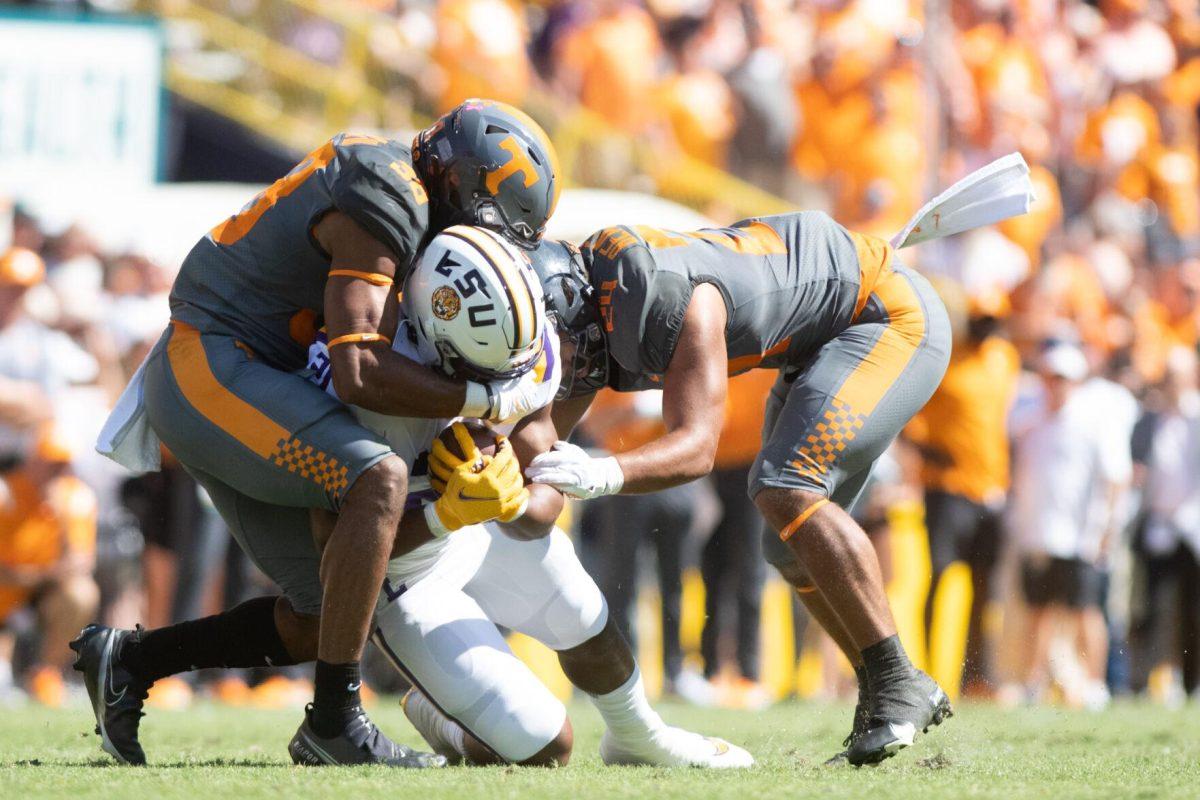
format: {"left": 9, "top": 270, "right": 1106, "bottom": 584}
{"left": 552, "top": 313, "right": 609, "bottom": 400}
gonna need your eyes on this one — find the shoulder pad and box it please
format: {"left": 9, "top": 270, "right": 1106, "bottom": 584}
{"left": 329, "top": 135, "right": 431, "bottom": 276}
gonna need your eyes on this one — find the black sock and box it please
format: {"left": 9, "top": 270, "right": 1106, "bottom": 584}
{"left": 860, "top": 634, "right": 914, "bottom": 688}
{"left": 854, "top": 664, "right": 869, "bottom": 696}
{"left": 310, "top": 660, "right": 363, "bottom": 738}
{"left": 119, "top": 596, "right": 297, "bottom": 684}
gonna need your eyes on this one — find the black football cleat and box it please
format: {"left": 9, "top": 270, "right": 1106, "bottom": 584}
{"left": 289, "top": 705, "right": 447, "bottom": 768}
{"left": 846, "top": 670, "right": 952, "bottom": 767}
{"left": 824, "top": 677, "right": 872, "bottom": 766}
{"left": 70, "top": 624, "right": 150, "bottom": 766}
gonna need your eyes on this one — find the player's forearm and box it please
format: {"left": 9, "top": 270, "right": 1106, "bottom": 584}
{"left": 615, "top": 427, "right": 717, "bottom": 494}
{"left": 392, "top": 507, "right": 436, "bottom": 558}
{"left": 500, "top": 484, "right": 560, "bottom": 540}
{"left": 334, "top": 345, "right": 468, "bottom": 417}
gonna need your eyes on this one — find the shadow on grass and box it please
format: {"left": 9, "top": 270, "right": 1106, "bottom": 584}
{"left": 5, "top": 758, "right": 286, "bottom": 769}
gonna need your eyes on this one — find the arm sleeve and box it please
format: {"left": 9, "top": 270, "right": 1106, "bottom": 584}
{"left": 329, "top": 146, "right": 429, "bottom": 278}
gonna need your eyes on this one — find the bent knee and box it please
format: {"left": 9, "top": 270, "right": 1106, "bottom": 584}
{"left": 518, "top": 718, "right": 573, "bottom": 767}
{"left": 753, "top": 486, "right": 828, "bottom": 526}
{"left": 353, "top": 455, "right": 408, "bottom": 503}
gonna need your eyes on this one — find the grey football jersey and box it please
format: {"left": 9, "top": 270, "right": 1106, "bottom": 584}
{"left": 581, "top": 211, "right": 892, "bottom": 391}
{"left": 170, "top": 133, "right": 430, "bottom": 370}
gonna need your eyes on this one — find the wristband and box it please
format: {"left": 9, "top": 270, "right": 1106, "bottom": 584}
{"left": 461, "top": 381, "right": 493, "bottom": 419}
{"left": 327, "top": 332, "right": 391, "bottom": 348}
{"left": 424, "top": 501, "right": 453, "bottom": 538}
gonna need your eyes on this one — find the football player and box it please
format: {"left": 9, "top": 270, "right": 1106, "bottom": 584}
{"left": 310, "top": 228, "right": 752, "bottom": 768}
{"left": 519, "top": 212, "right": 955, "bottom": 767}
{"left": 74, "top": 100, "right": 559, "bottom": 767}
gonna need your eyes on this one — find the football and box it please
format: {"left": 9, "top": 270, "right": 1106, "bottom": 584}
{"left": 437, "top": 420, "right": 498, "bottom": 472}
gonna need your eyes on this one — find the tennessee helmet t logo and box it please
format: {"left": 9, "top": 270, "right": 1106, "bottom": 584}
{"left": 486, "top": 136, "right": 539, "bottom": 194}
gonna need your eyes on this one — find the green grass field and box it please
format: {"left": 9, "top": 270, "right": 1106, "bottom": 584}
{"left": 2, "top": 699, "right": 1197, "bottom": 800}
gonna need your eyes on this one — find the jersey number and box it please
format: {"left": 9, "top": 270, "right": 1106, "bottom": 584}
{"left": 210, "top": 139, "right": 339, "bottom": 247}
{"left": 389, "top": 160, "right": 428, "bottom": 205}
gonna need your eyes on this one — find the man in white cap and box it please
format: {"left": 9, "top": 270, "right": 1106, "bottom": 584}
{"left": 1009, "top": 342, "right": 1130, "bottom": 708}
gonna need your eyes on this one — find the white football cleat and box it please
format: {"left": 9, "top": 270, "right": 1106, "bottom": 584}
{"left": 401, "top": 688, "right": 464, "bottom": 762}
{"left": 600, "top": 726, "right": 754, "bottom": 768}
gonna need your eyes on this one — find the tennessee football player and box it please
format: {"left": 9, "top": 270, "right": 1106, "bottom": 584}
{"left": 519, "top": 211, "right": 955, "bottom": 767}
{"left": 76, "top": 100, "right": 559, "bottom": 768}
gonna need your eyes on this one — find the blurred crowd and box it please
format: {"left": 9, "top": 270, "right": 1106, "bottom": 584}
{"left": 1, "top": 0, "right": 1199, "bottom": 711}
{"left": 543, "top": 0, "right": 1200, "bottom": 709}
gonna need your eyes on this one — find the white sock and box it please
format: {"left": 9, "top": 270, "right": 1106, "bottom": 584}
{"left": 588, "top": 667, "right": 665, "bottom": 742}
{"left": 0, "top": 658, "right": 11, "bottom": 689}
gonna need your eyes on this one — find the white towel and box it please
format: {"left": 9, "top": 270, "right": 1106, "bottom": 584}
{"left": 95, "top": 353, "right": 161, "bottom": 473}
{"left": 890, "top": 152, "right": 1034, "bottom": 250}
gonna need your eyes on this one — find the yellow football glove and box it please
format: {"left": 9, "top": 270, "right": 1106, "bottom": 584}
{"left": 428, "top": 422, "right": 489, "bottom": 496}
{"left": 429, "top": 437, "right": 529, "bottom": 534}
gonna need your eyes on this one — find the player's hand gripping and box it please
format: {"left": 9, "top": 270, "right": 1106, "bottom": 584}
{"left": 527, "top": 440, "right": 624, "bottom": 500}
{"left": 425, "top": 423, "right": 529, "bottom": 536}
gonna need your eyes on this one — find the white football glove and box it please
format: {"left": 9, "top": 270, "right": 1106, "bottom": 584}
{"left": 462, "top": 334, "right": 561, "bottom": 424}
{"left": 527, "top": 441, "right": 624, "bottom": 500}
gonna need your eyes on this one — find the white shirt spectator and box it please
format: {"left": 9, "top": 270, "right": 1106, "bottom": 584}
{"left": 1010, "top": 387, "right": 1132, "bottom": 562}
{"left": 0, "top": 316, "right": 98, "bottom": 456}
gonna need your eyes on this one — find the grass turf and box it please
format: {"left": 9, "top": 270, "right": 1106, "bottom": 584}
{"left": 2, "top": 698, "right": 1196, "bottom": 799}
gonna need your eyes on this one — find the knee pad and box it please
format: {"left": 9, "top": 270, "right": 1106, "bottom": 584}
{"left": 526, "top": 529, "right": 609, "bottom": 651}
{"left": 472, "top": 526, "right": 608, "bottom": 652}
{"left": 470, "top": 686, "right": 568, "bottom": 763}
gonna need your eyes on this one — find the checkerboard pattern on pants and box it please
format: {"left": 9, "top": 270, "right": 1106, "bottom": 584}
{"left": 272, "top": 436, "right": 350, "bottom": 499}
{"left": 790, "top": 398, "right": 868, "bottom": 480}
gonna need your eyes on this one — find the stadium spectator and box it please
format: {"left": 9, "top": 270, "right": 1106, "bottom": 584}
{"left": 907, "top": 284, "right": 1020, "bottom": 697}
{"left": 1132, "top": 346, "right": 1200, "bottom": 699}
{"left": 0, "top": 247, "right": 97, "bottom": 464}
{"left": 431, "top": 0, "right": 532, "bottom": 113}
{"left": 553, "top": 0, "right": 664, "bottom": 134}
{"left": 694, "top": 369, "right": 774, "bottom": 709}
{"left": 0, "top": 424, "right": 98, "bottom": 707}
{"left": 658, "top": 14, "right": 736, "bottom": 167}
{"left": 1009, "top": 343, "right": 1132, "bottom": 709}
{"left": 577, "top": 389, "right": 703, "bottom": 697}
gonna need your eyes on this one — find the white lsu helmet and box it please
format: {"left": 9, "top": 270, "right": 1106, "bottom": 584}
{"left": 403, "top": 225, "right": 547, "bottom": 380}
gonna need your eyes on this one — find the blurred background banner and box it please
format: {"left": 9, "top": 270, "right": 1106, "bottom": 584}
{"left": 0, "top": 11, "right": 164, "bottom": 193}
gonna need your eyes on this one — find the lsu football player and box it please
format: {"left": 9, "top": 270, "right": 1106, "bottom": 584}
{"left": 518, "top": 212, "right": 955, "bottom": 767}
{"left": 75, "top": 100, "right": 558, "bottom": 767}
{"left": 307, "top": 228, "right": 753, "bottom": 769}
